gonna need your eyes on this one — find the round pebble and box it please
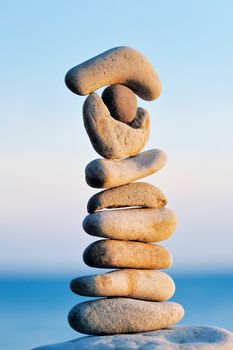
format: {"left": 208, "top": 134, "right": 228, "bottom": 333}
{"left": 102, "top": 84, "right": 137, "bottom": 124}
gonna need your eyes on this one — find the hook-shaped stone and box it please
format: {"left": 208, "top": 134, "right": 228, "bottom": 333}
{"left": 65, "top": 46, "right": 162, "bottom": 101}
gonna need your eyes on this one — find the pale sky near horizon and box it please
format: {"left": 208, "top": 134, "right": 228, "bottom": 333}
{"left": 0, "top": 0, "right": 233, "bottom": 275}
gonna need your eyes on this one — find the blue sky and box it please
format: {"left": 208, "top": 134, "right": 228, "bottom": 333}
{"left": 0, "top": 0, "right": 233, "bottom": 274}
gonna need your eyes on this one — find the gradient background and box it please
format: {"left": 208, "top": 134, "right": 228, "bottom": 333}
{"left": 1, "top": 0, "right": 232, "bottom": 275}
{"left": 0, "top": 0, "right": 233, "bottom": 348}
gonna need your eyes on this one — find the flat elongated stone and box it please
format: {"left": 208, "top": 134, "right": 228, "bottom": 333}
{"left": 65, "top": 46, "right": 162, "bottom": 101}
{"left": 32, "top": 326, "right": 233, "bottom": 350}
{"left": 83, "top": 208, "right": 176, "bottom": 242}
{"left": 102, "top": 84, "right": 137, "bottom": 124}
{"left": 83, "top": 239, "right": 172, "bottom": 269}
{"left": 70, "top": 269, "right": 175, "bottom": 301}
{"left": 87, "top": 182, "right": 167, "bottom": 213}
{"left": 68, "top": 298, "right": 184, "bottom": 335}
{"left": 83, "top": 92, "right": 150, "bottom": 159}
{"left": 85, "top": 149, "right": 167, "bottom": 188}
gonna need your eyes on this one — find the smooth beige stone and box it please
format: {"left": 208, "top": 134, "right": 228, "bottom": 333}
{"left": 65, "top": 46, "right": 162, "bottom": 101}
{"left": 32, "top": 326, "right": 233, "bottom": 350}
{"left": 102, "top": 84, "right": 137, "bottom": 124}
{"left": 85, "top": 149, "right": 167, "bottom": 188}
{"left": 87, "top": 182, "right": 167, "bottom": 213}
{"left": 68, "top": 298, "right": 184, "bottom": 335}
{"left": 70, "top": 269, "right": 175, "bottom": 301}
{"left": 83, "top": 92, "right": 150, "bottom": 159}
{"left": 83, "top": 239, "right": 172, "bottom": 269}
{"left": 83, "top": 208, "right": 176, "bottom": 242}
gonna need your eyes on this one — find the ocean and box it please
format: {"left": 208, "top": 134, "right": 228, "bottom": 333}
{"left": 1, "top": 273, "right": 233, "bottom": 350}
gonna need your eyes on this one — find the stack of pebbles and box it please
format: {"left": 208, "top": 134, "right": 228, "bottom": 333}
{"left": 65, "top": 47, "right": 184, "bottom": 335}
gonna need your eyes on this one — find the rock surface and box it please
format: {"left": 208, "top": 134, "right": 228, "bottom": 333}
{"left": 83, "top": 239, "right": 172, "bottom": 269}
{"left": 32, "top": 326, "right": 233, "bottom": 349}
{"left": 102, "top": 84, "right": 137, "bottom": 124}
{"left": 68, "top": 298, "right": 184, "bottom": 335}
{"left": 70, "top": 269, "right": 175, "bottom": 301}
{"left": 83, "top": 207, "right": 176, "bottom": 242}
{"left": 85, "top": 149, "right": 167, "bottom": 188}
{"left": 65, "top": 46, "right": 162, "bottom": 101}
{"left": 83, "top": 92, "right": 150, "bottom": 159}
{"left": 87, "top": 182, "right": 167, "bottom": 213}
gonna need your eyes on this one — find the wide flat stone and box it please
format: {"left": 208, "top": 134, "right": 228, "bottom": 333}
{"left": 68, "top": 298, "right": 184, "bottom": 335}
{"left": 83, "top": 208, "right": 177, "bottom": 242}
{"left": 83, "top": 92, "right": 150, "bottom": 159}
{"left": 83, "top": 239, "right": 172, "bottom": 269}
{"left": 65, "top": 46, "right": 162, "bottom": 101}
{"left": 32, "top": 326, "right": 233, "bottom": 349}
{"left": 85, "top": 149, "right": 167, "bottom": 188}
{"left": 87, "top": 182, "right": 167, "bottom": 213}
{"left": 70, "top": 269, "right": 175, "bottom": 301}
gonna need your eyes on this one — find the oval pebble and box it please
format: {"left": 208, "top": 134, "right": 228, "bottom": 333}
{"left": 102, "top": 84, "right": 137, "bottom": 124}
{"left": 83, "top": 239, "right": 172, "bottom": 269}
{"left": 85, "top": 149, "right": 167, "bottom": 188}
{"left": 68, "top": 298, "right": 184, "bottom": 335}
{"left": 70, "top": 269, "right": 175, "bottom": 301}
{"left": 83, "top": 208, "right": 176, "bottom": 242}
{"left": 87, "top": 182, "right": 167, "bottom": 213}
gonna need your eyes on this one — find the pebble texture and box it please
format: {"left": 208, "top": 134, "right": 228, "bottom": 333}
{"left": 83, "top": 92, "right": 150, "bottom": 159}
{"left": 68, "top": 298, "right": 184, "bottom": 335}
{"left": 102, "top": 84, "right": 137, "bottom": 124}
{"left": 87, "top": 182, "right": 167, "bottom": 213}
{"left": 85, "top": 149, "right": 167, "bottom": 188}
{"left": 83, "top": 239, "right": 172, "bottom": 269}
{"left": 65, "top": 46, "right": 162, "bottom": 101}
{"left": 70, "top": 269, "right": 175, "bottom": 301}
{"left": 32, "top": 326, "right": 233, "bottom": 350}
{"left": 83, "top": 207, "right": 176, "bottom": 242}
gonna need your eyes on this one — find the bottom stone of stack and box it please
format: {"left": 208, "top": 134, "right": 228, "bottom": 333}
{"left": 32, "top": 325, "right": 233, "bottom": 350}
{"left": 68, "top": 298, "right": 184, "bottom": 335}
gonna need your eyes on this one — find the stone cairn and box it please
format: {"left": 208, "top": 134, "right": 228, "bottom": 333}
{"left": 65, "top": 47, "right": 184, "bottom": 335}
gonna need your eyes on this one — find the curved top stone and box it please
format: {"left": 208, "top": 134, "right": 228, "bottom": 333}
{"left": 32, "top": 326, "right": 233, "bottom": 349}
{"left": 65, "top": 46, "right": 162, "bottom": 101}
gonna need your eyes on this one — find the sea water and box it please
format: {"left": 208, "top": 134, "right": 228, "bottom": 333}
{"left": 0, "top": 273, "right": 233, "bottom": 350}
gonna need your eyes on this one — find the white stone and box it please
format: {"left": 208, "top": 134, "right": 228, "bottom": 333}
{"left": 32, "top": 325, "right": 233, "bottom": 349}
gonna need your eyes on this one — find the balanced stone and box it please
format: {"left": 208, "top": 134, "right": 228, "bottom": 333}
{"left": 83, "top": 92, "right": 150, "bottom": 159}
{"left": 83, "top": 239, "right": 172, "bottom": 269}
{"left": 70, "top": 269, "right": 175, "bottom": 301}
{"left": 102, "top": 84, "right": 137, "bottom": 124}
{"left": 65, "top": 46, "right": 162, "bottom": 101}
{"left": 83, "top": 208, "right": 176, "bottom": 242}
{"left": 87, "top": 182, "right": 167, "bottom": 213}
{"left": 85, "top": 149, "right": 167, "bottom": 188}
{"left": 32, "top": 326, "right": 233, "bottom": 350}
{"left": 68, "top": 298, "right": 184, "bottom": 335}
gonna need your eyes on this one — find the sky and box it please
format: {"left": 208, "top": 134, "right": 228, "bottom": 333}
{"left": 0, "top": 0, "right": 233, "bottom": 275}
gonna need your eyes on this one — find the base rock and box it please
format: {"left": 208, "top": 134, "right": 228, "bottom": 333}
{"left": 32, "top": 325, "right": 233, "bottom": 350}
